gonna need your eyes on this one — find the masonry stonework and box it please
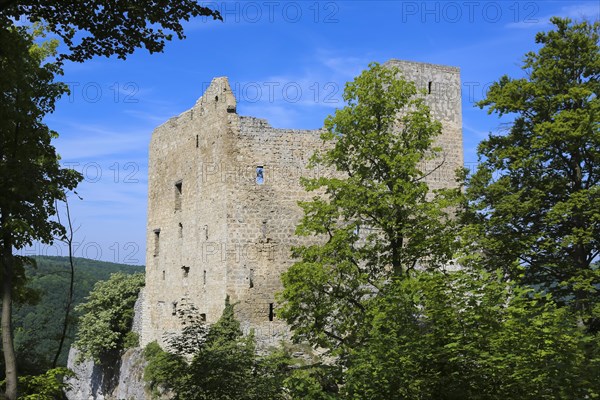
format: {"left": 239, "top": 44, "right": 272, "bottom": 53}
{"left": 140, "top": 60, "right": 463, "bottom": 348}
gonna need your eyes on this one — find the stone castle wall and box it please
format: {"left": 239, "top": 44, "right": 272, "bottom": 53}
{"left": 140, "top": 60, "right": 463, "bottom": 347}
{"left": 142, "top": 78, "right": 237, "bottom": 345}
{"left": 384, "top": 60, "right": 463, "bottom": 190}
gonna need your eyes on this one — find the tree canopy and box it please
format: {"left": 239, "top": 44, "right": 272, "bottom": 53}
{"left": 0, "top": 26, "right": 82, "bottom": 251}
{"left": 466, "top": 17, "right": 600, "bottom": 332}
{"left": 278, "top": 62, "right": 462, "bottom": 354}
{"left": 0, "top": 1, "right": 222, "bottom": 397}
{"left": 278, "top": 38, "right": 600, "bottom": 397}
{"left": 73, "top": 272, "right": 144, "bottom": 363}
{"left": 0, "top": 0, "right": 221, "bottom": 62}
{"left": 343, "top": 269, "right": 599, "bottom": 399}
{"left": 0, "top": 24, "right": 82, "bottom": 400}
{"left": 144, "top": 297, "right": 292, "bottom": 400}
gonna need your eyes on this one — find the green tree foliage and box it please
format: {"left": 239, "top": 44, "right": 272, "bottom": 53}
{"left": 0, "top": 0, "right": 219, "bottom": 397}
{"left": 0, "top": 25, "right": 82, "bottom": 400}
{"left": 343, "top": 269, "right": 599, "bottom": 400}
{"left": 0, "top": 0, "right": 221, "bottom": 62}
{"left": 73, "top": 272, "right": 144, "bottom": 363}
{"left": 12, "top": 256, "right": 143, "bottom": 375}
{"left": 3, "top": 367, "right": 74, "bottom": 400}
{"left": 280, "top": 50, "right": 600, "bottom": 399}
{"left": 278, "top": 62, "right": 462, "bottom": 354}
{"left": 466, "top": 17, "right": 600, "bottom": 331}
{"left": 0, "top": 25, "right": 80, "bottom": 255}
{"left": 144, "top": 297, "right": 291, "bottom": 400}
{"left": 143, "top": 341, "right": 187, "bottom": 399}
{"left": 283, "top": 365, "right": 340, "bottom": 400}
{"left": 174, "top": 297, "right": 276, "bottom": 400}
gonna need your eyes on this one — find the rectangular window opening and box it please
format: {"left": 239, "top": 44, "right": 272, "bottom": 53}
{"left": 428, "top": 81, "right": 432, "bottom": 94}
{"left": 200, "top": 313, "right": 207, "bottom": 322}
{"left": 153, "top": 229, "right": 160, "bottom": 256}
{"left": 268, "top": 303, "right": 274, "bottom": 321}
{"left": 256, "top": 166, "right": 264, "bottom": 185}
{"left": 175, "top": 181, "right": 183, "bottom": 211}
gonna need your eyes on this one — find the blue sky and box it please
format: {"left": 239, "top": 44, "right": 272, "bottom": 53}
{"left": 22, "top": 0, "right": 599, "bottom": 264}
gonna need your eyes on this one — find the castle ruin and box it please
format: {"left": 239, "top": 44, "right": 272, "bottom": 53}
{"left": 139, "top": 60, "right": 464, "bottom": 347}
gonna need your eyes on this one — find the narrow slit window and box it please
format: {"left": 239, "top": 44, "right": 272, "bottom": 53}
{"left": 162, "top": 270, "right": 165, "bottom": 280}
{"left": 203, "top": 270, "right": 207, "bottom": 285}
{"left": 261, "top": 220, "right": 267, "bottom": 238}
{"left": 428, "top": 81, "right": 432, "bottom": 94}
{"left": 256, "top": 166, "right": 264, "bottom": 185}
{"left": 196, "top": 134, "right": 199, "bottom": 148}
{"left": 175, "top": 181, "right": 182, "bottom": 211}
{"left": 153, "top": 229, "right": 160, "bottom": 256}
{"left": 178, "top": 223, "right": 183, "bottom": 238}
{"left": 268, "top": 303, "right": 274, "bottom": 321}
{"left": 182, "top": 266, "right": 189, "bottom": 277}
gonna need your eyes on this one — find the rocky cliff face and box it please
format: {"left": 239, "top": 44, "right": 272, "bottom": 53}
{"left": 65, "top": 291, "right": 150, "bottom": 400}
{"left": 64, "top": 346, "right": 149, "bottom": 400}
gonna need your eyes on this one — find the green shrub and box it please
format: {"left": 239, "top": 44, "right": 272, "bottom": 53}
{"left": 1, "top": 367, "right": 75, "bottom": 399}
{"left": 123, "top": 331, "right": 140, "bottom": 349}
{"left": 143, "top": 341, "right": 187, "bottom": 398}
{"left": 74, "top": 272, "right": 144, "bottom": 363}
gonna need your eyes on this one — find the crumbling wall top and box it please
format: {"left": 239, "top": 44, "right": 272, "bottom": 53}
{"left": 384, "top": 59, "right": 460, "bottom": 73}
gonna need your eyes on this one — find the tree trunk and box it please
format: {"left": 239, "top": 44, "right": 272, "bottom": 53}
{"left": 1, "top": 236, "right": 18, "bottom": 400}
{"left": 53, "top": 199, "right": 75, "bottom": 368}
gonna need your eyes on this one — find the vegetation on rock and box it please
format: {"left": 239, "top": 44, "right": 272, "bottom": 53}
{"left": 74, "top": 272, "right": 145, "bottom": 364}
{"left": 10, "top": 256, "right": 144, "bottom": 375}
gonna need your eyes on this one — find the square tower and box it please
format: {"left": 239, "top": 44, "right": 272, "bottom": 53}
{"left": 140, "top": 61, "right": 463, "bottom": 348}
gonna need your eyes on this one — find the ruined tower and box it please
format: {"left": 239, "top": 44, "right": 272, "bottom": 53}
{"left": 139, "top": 60, "right": 463, "bottom": 347}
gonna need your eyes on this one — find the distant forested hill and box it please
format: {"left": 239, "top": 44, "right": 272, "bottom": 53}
{"left": 11, "top": 256, "right": 144, "bottom": 376}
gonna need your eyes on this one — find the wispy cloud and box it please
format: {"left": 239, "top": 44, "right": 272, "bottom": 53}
{"left": 53, "top": 122, "right": 150, "bottom": 161}
{"left": 505, "top": 2, "right": 599, "bottom": 29}
{"left": 229, "top": 51, "right": 370, "bottom": 128}
{"left": 122, "top": 109, "right": 178, "bottom": 124}
{"left": 463, "top": 121, "right": 489, "bottom": 139}
{"left": 318, "top": 54, "right": 370, "bottom": 79}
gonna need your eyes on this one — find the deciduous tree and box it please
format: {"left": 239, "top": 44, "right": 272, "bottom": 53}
{"left": 278, "top": 62, "right": 462, "bottom": 355}
{"left": 144, "top": 297, "right": 290, "bottom": 400}
{"left": 73, "top": 272, "right": 144, "bottom": 363}
{"left": 0, "top": 25, "right": 82, "bottom": 400}
{"left": 343, "top": 269, "right": 599, "bottom": 399}
{"left": 466, "top": 17, "right": 600, "bottom": 332}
